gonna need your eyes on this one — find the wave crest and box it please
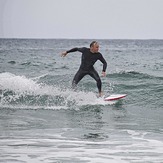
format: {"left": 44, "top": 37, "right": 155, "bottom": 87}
{"left": 0, "top": 72, "right": 110, "bottom": 109}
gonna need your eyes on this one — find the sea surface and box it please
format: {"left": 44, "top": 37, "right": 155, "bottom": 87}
{"left": 0, "top": 39, "right": 163, "bottom": 163}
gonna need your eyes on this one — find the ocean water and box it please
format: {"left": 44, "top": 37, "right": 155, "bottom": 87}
{"left": 0, "top": 39, "right": 163, "bottom": 163}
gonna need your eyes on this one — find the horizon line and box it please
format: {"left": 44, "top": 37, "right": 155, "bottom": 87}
{"left": 0, "top": 37, "right": 163, "bottom": 40}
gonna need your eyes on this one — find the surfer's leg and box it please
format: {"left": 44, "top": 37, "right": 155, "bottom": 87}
{"left": 89, "top": 69, "right": 102, "bottom": 94}
{"left": 72, "top": 69, "right": 86, "bottom": 89}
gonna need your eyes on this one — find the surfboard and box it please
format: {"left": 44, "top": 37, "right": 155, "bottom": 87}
{"left": 104, "top": 94, "right": 127, "bottom": 101}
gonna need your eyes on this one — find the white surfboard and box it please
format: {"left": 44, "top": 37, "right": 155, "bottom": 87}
{"left": 104, "top": 94, "right": 127, "bottom": 101}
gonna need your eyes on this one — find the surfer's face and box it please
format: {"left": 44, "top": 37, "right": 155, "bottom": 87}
{"left": 91, "top": 43, "right": 99, "bottom": 53}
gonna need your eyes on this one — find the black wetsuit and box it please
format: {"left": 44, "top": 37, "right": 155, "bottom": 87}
{"left": 66, "top": 47, "right": 107, "bottom": 93}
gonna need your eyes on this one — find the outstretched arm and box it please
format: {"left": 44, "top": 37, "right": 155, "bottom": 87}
{"left": 61, "top": 47, "right": 85, "bottom": 57}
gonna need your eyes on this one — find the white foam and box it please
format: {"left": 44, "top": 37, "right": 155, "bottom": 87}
{"left": 0, "top": 72, "right": 65, "bottom": 96}
{"left": 2, "top": 135, "right": 162, "bottom": 163}
{"left": 0, "top": 72, "right": 113, "bottom": 109}
{"left": 0, "top": 72, "right": 41, "bottom": 94}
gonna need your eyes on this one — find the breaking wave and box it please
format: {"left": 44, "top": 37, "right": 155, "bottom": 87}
{"left": 0, "top": 72, "right": 112, "bottom": 110}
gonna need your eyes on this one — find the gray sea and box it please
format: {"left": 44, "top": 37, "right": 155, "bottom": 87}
{"left": 0, "top": 39, "right": 163, "bottom": 163}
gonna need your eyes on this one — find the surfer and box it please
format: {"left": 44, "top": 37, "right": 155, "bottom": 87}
{"left": 61, "top": 41, "right": 107, "bottom": 97}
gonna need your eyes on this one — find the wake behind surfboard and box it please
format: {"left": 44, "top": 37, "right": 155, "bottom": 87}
{"left": 104, "top": 94, "right": 127, "bottom": 101}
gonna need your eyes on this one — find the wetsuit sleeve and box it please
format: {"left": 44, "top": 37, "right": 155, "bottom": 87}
{"left": 99, "top": 54, "right": 107, "bottom": 72}
{"left": 66, "top": 47, "right": 85, "bottom": 53}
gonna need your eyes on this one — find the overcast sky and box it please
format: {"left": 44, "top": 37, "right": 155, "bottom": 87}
{"left": 0, "top": 0, "right": 163, "bottom": 39}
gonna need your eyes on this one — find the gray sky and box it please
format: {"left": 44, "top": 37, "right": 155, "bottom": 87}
{"left": 0, "top": 0, "right": 163, "bottom": 39}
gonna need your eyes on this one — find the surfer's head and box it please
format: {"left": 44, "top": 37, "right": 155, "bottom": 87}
{"left": 90, "top": 41, "right": 99, "bottom": 53}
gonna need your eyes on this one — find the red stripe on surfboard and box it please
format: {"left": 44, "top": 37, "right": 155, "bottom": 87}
{"left": 104, "top": 94, "right": 127, "bottom": 101}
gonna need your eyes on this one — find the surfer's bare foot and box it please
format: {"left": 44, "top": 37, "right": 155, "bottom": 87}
{"left": 98, "top": 92, "right": 103, "bottom": 97}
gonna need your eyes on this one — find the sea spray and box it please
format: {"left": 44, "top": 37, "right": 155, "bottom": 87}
{"left": 0, "top": 72, "right": 112, "bottom": 109}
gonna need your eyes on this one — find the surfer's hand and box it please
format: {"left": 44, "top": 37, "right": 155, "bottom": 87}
{"left": 61, "top": 51, "right": 67, "bottom": 57}
{"left": 102, "top": 71, "right": 106, "bottom": 77}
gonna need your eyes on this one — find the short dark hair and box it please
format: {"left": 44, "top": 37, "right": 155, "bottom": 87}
{"left": 90, "top": 41, "right": 98, "bottom": 47}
